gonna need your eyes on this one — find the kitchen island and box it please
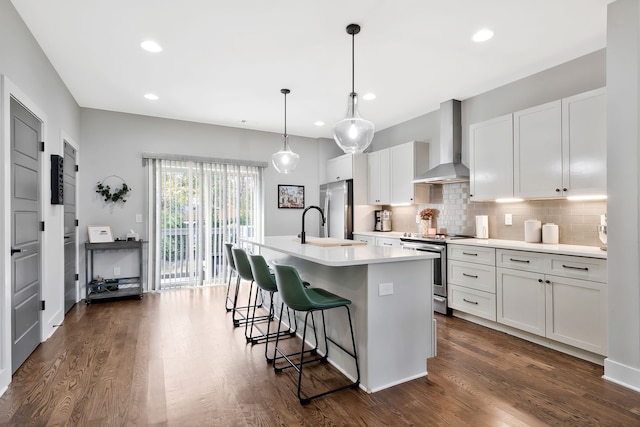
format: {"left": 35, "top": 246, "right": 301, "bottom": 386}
{"left": 242, "top": 235, "right": 438, "bottom": 393}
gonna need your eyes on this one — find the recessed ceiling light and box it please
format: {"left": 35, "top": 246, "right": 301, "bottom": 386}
{"left": 144, "top": 93, "right": 159, "bottom": 100}
{"left": 140, "top": 40, "right": 163, "bottom": 53}
{"left": 362, "top": 93, "right": 376, "bottom": 101}
{"left": 472, "top": 28, "right": 494, "bottom": 43}
{"left": 314, "top": 121, "right": 325, "bottom": 127}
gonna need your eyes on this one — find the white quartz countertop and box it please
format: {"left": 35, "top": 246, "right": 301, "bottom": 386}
{"left": 447, "top": 238, "right": 607, "bottom": 259}
{"left": 352, "top": 231, "right": 405, "bottom": 238}
{"left": 242, "top": 235, "right": 438, "bottom": 267}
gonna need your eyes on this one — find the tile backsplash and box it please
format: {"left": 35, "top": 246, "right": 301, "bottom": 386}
{"left": 389, "top": 182, "right": 606, "bottom": 247}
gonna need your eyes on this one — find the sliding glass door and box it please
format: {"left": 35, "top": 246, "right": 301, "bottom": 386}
{"left": 147, "top": 157, "right": 263, "bottom": 289}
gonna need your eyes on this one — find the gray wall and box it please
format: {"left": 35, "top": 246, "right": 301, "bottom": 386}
{"left": 604, "top": 0, "right": 640, "bottom": 391}
{"left": 79, "top": 108, "right": 336, "bottom": 242}
{"left": 0, "top": 0, "right": 81, "bottom": 393}
{"left": 372, "top": 49, "right": 606, "bottom": 170}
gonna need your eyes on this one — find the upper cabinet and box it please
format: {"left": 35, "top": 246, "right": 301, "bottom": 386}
{"left": 326, "top": 153, "right": 354, "bottom": 182}
{"left": 514, "top": 100, "right": 563, "bottom": 198}
{"left": 368, "top": 149, "right": 390, "bottom": 204}
{"left": 469, "top": 113, "right": 514, "bottom": 201}
{"left": 368, "top": 141, "right": 429, "bottom": 205}
{"left": 561, "top": 88, "right": 607, "bottom": 197}
{"left": 325, "top": 153, "right": 368, "bottom": 204}
{"left": 390, "top": 141, "right": 430, "bottom": 205}
{"left": 469, "top": 88, "right": 606, "bottom": 201}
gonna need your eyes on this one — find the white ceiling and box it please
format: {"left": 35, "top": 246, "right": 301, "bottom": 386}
{"left": 11, "top": 0, "right": 611, "bottom": 139}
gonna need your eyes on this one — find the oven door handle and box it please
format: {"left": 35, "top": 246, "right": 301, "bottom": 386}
{"left": 401, "top": 242, "right": 445, "bottom": 252}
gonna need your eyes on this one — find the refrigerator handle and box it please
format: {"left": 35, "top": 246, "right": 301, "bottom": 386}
{"left": 323, "top": 194, "right": 329, "bottom": 238}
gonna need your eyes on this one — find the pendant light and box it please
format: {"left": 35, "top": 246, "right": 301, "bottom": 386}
{"left": 333, "top": 23, "right": 375, "bottom": 154}
{"left": 272, "top": 88, "right": 299, "bottom": 174}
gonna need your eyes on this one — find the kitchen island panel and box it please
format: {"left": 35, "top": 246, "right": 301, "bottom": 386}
{"left": 254, "top": 241, "right": 434, "bottom": 393}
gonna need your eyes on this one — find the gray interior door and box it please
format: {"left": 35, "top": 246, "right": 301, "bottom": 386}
{"left": 10, "top": 97, "right": 42, "bottom": 373}
{"left": 63, "top": 141, "right": 77, "bottom": 313}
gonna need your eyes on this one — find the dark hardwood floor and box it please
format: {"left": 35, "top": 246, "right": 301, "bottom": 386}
{"left": 1, "top": 286, "right": 639, "bottom": 426}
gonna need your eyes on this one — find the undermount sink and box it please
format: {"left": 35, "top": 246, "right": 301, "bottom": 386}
{"left": 294, "top": 237, "right": 367, "bottom": 247}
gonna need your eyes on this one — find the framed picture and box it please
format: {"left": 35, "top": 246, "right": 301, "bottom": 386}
{"left": 87, "top": 225, "right": 114, "bottom": 243}
{"left": 278, "top": 185, "right": 305, "bottom": 209}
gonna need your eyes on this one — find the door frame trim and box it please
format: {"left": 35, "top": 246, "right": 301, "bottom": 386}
{"left": 1, "top": 76, "right": 48, "bottom": 391}
{"left": 61, "top": 132, "right": 79, "bottom": 305}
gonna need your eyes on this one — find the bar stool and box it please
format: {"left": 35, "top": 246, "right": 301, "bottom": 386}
{"left": 231, "top": 247, "right": 269, "bottom": 330}
{"left": 247, "top": 254, "right": 298, "bottom": 360}
{"left": 223, "top": 243, "right": 237, "bottom": 312}
{"left": 272, "top": 263, "right": 360, "bottom": 404}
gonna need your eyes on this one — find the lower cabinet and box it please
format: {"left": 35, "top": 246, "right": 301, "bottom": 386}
{"left": 545, "top": 274, "right": 607, "bottom": 355}
{"left": 352, "top": 234, "right": 374, "bottom": 245}
{"left": 448, "top": 243, "right": 608, "bottom": 357}
{"left": 496, "top": 268, "right": 547, "bottom": 336}
{"left": 496, "top": 249, "right": 607, "bottom": 355}
{"left": 375, "top": 237, "right": 401, "bottom": 247}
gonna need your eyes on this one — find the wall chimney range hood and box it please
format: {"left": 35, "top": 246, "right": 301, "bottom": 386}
{"left": 413, "top": 99, "right": 469, "bottom": 184}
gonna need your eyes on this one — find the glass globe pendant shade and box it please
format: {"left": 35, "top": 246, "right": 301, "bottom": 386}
{"left": 333, "top": 92, "right": 375, "bottom": 154}
{"left": 272, "top": 135, "right": 299, "bottom": 174}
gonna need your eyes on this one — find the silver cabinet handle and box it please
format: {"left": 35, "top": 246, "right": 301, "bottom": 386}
{"left": 510, "top": 258, "right": 530, "bottom": 263}
{"left": 463, "top": 298, "right": 479, "bottom": 305}
{"left": 462, "top": 273, "right": 478, "bottom": 278}
{"left": 562, "top": 264, "right": 589, "bottom": 271}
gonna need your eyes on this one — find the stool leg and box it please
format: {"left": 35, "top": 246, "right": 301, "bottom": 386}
{"left": 224, "top": 270, "right": 235, "bottom": 312}
{"left": 295, "top": 306, "right": 360, "bottom": 404}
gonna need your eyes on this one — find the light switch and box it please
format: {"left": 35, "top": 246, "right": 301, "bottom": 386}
{"left": 505, "top": 213, "right": 513, "bottom": 226}
{"left": 136, "top": 214, "right": 142, "bottom": 223}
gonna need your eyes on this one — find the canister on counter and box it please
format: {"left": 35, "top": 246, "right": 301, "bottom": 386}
{"left": 542, "top": 223, "right": 559, "bottom": 244}
{"left": 524, "top": 219, "right": 542, "bottom": 243}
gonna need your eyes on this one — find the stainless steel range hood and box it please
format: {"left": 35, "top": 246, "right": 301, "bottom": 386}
{"left": 413, "top": 99, "right": 469, "bottom": 184}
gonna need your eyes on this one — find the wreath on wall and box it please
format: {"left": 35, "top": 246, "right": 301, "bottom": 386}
{"left": 96, "top": 175, "right": 131, "bottom": 203}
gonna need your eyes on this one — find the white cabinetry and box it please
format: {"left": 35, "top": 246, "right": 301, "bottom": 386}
{"left": 352, "top": 233, "right": 374, "bottom": 245}
{"left": 375, "top": 236, "right": 401, "bottom": 248}
{"left": 367, "top": 150, "right": 390, "bottom": 204}
{"left": 447, "top": 245, "right": 496, "bottom": 321}
{"left": 469, "top": 88, "right": 606, "bottom": 201}
{"left": 496, "top": 249, "right": 607, "bottom": 355}
{"left": 469, "top": 114, "right": 514, "bottom": 201}
{"left": 514, "top": 88, "right": 606, "bottom": 199}
{"left": 326, "top": 153, "right": 368, "bottom": 205}
{"left": 561, "top": 88, "right": 607, "bottom": 197}
{"left": 390, "top": 141, "right": 430, "bottom": 205}
{"left": 514, "top": 100, "right": 563, "bottom": 198}
{"left": 326, "top": 153, "right": 353, "bottom": 182}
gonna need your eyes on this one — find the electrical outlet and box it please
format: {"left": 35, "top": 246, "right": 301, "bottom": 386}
{"left": 136, "top": 214, "right": 142, "bottom": 223}
{"left": 505, "top": 213, "right": 513, "bottom": 226}
{"left": 113, "top": 267, "right": 121, "bottom": 276}
{"left": 378, "top": 282, "right": 394, "bottom": 296}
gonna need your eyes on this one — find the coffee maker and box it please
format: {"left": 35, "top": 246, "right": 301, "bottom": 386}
{"left": 374, "top": 210, "right": 392, "bottom": 232}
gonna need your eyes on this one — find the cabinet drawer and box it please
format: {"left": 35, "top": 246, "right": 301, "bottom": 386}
{"left": 448, "top": 260, "right": 496, "bottom": 293}
{"left": 448, "top": 244, "right": 495, "bottom": 265}
{"left": 549, "top": 255, "right": 607, "bottom": 283}
{"left": 376, "top": 237, "right": 400, "bottom": 247}
{"left": 449, "top": 284, "right": 496, "bottom": 321}
{"left": 496, "top": 249, "right": 550, "bottom": 272}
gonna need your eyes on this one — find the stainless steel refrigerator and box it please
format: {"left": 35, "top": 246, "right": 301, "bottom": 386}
{"left": 319, "top": 180, "right": 354, "bottom": 239}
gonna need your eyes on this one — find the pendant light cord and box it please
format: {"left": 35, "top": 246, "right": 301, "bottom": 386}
{"left": 351, "top": 30, "right": 355, "bottom": 96}
{"left": 284, "top": 91, "right": 287, "bottom": 137}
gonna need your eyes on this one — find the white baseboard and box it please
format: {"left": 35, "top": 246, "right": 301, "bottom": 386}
{"left": 603, "top": 358, "right": 640, "bottom": 392}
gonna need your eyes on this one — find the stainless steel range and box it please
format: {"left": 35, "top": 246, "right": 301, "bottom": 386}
{"left": 400, "top": 234, "right": 473, "bottom": 315}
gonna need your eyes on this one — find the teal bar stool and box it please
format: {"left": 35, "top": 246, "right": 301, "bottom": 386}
{"left": 231, "top": 247, "right": 269, "bottom": 331}
{"left": 272, "top": 263, "right": 360, "bottom": 405}
{"left": 223, "top": 243, "right": 237, "bottom": 312}
{"left": 247, "top": 254, "right": 298, "bottom": 360}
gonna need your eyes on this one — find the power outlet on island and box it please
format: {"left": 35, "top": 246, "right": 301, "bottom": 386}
{"left": 113, "top": 266, "right": 121, "bottom": 276}
{"left": 378, "top": 282, "right": 394, "bottom": 296}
